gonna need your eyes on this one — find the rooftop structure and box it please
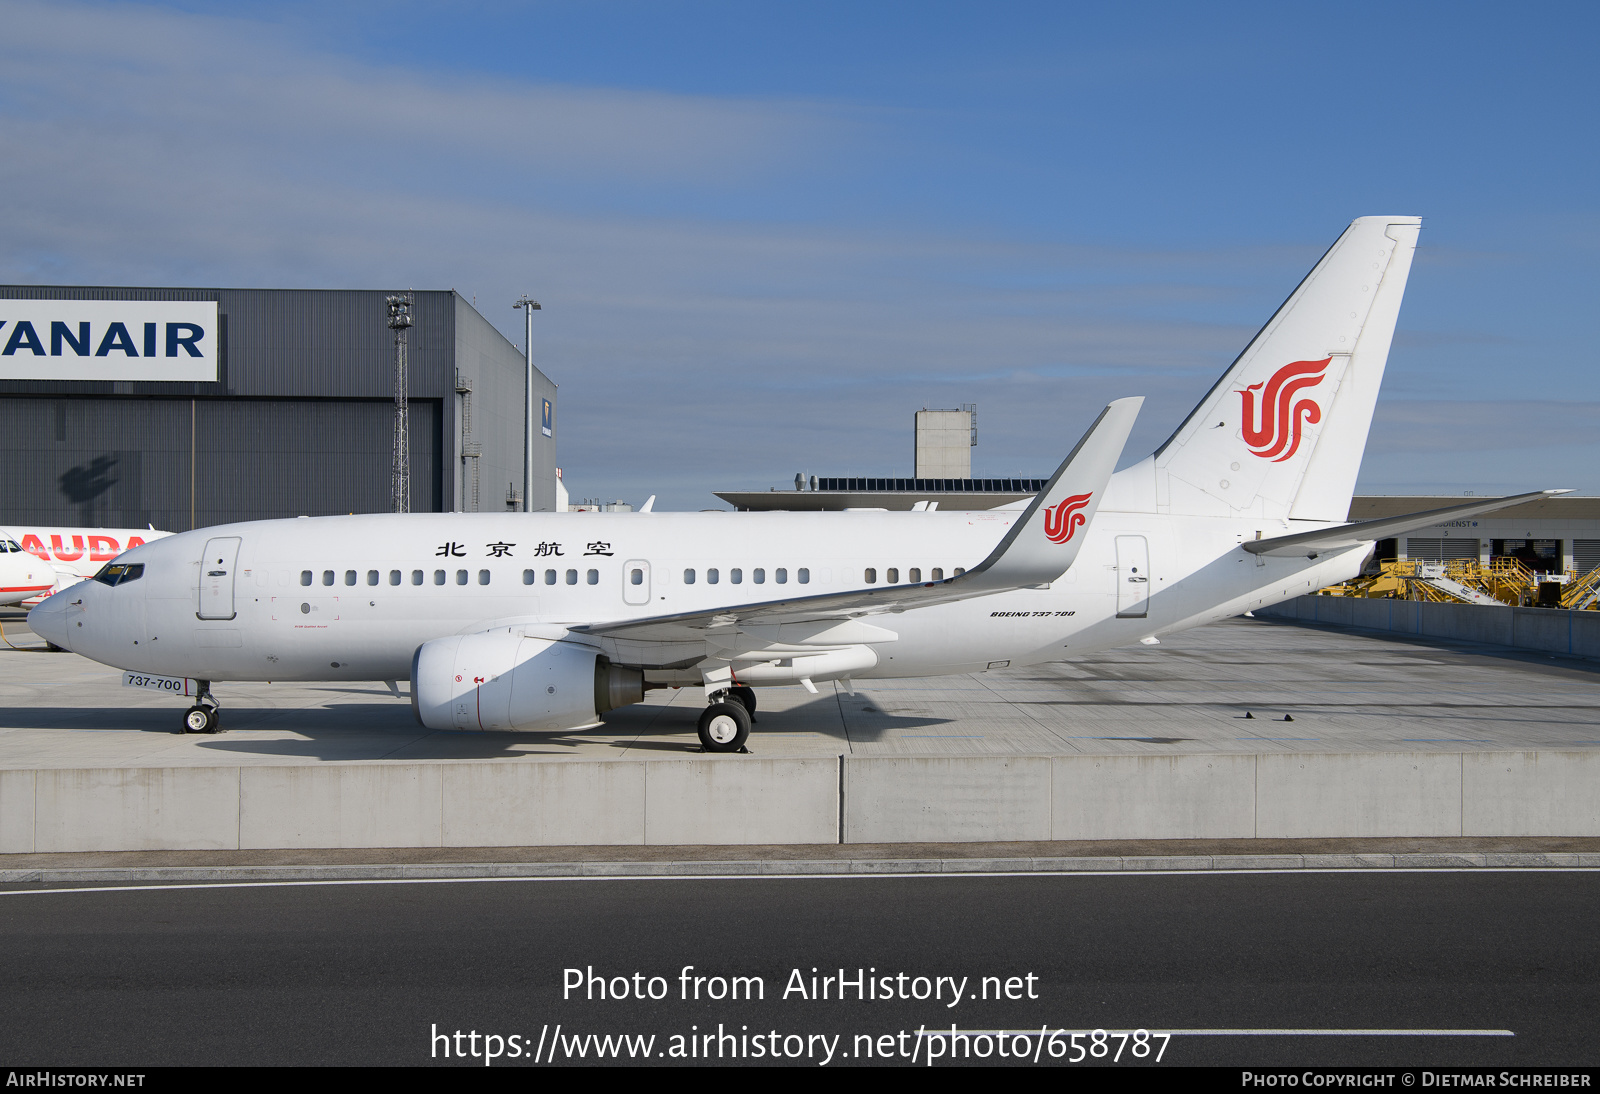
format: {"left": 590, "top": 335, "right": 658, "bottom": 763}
{"left": 914, "top": 405, "right": 975, "bottom": 478}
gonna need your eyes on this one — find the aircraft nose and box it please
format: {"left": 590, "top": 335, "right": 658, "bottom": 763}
{"left": 27, "top": 592, "right": 70, "bottom": 651}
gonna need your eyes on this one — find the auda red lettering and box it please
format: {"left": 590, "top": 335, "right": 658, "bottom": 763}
{"left": 50, "top": 534, "right": 85, "bottom": 561}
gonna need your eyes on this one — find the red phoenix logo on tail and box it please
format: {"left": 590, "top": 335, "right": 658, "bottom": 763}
{"left": 1044, "top": 493, "right": 1093, "bottom": 544}
{"left": 1239, "top": 357, "right": 1331, "bottom": 462}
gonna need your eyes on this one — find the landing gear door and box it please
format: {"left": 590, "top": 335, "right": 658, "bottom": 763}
{"left": 198, "top": 537, "right": 242, "bottom": 620}
{"left": 622, "top": 559, "right": 651, "bottom": 606}
{"left": 1115, "top": 535, "right": 1150, "bottom": 618}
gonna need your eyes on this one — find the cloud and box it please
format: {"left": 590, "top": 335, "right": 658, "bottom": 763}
{"left": 15, "top": 2, "right": 1571, "bottom": 508}
{"left": 1366, "top": 400, "right": 1600, "bottom": 455}
{"left": 1390, "top": 329, "right": 1516, "bottom": 349}
{"left": 0, "top": 1, "right": 837, "bottom": 193}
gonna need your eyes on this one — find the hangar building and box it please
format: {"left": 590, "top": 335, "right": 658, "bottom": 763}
{"left": 0, "top": 287, "right": 557, "bottom": 531}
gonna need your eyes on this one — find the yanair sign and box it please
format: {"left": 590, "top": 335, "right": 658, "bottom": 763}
{"left": 0, "top": 299, "right": 218, "bottom": 382}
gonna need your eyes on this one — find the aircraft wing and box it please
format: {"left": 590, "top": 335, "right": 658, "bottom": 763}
{"left": 573, "top": 397, "right": 1143, "bottom": 644}
{"left": 1242, "top": 489, "right": 1572, "bottom": 558}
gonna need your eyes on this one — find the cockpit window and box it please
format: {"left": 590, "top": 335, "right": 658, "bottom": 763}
{"left": 93, "top": 563, "right": 145, "bottom": 587}
{"left": 0, "top": 539, "right": 20, "bottom": 553}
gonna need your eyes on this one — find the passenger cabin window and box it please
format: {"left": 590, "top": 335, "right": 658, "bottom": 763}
{"left": 367, "top": 570, "right": 379, "bottom": 586}
{"left": 864, "top": 568, "right": 877, "bottom": 583}
{"left": 587, "top": 569, "right": 599, "bottom": 585}
{"left": 954, "top": 567, "right": 965, "bottom": 576}
{"left": 886, "top": 568, "right": 899, "bottom": 583}
{"left": 753, "top": 568, "right": 765, "bottom": 584}
{"left": 389, "top": 570, "right": 401, "bottom": 585}
{"left": 93, "top": 563, "right": 144, "bottom": 587}
{"left": 684, "top": 569, "right": 696, "bottom": 584}
{"left": 776, "top": 568, "right": 787, "bottom": 584}
{"left": 412, "top": 570, "right": 424, "bottom": 585}
{"left": 301, "top": 571, "right": 313, "bottom": 586}
{"left": 344, "top": 570, "right": 356, "bottom": 586}
{"left": 545, "top": 569, "right": 557, "bottom": 585}
{"left": 731, "top": 568, "right": 743, "bottom": 584}
{"left": 798, "top": 568, "right": 810, "bottom": 584}
{"left": 433, "top": 570, "right": 446, "bottom": 585}
{"left": 707, "top": 568, "right": 720, "bottom": 584}
{"left": 523, "top": 569, "right": 535, "bottom": 585}
{"left": 479, "top": 570, "right": 491, "bottom": 585}
{"left": 566, "top": 569, "right": 577, "bottom": 585}
{"left": 322, "top": 570, "right": 335, "bottom": 586}
{"left": 456, "top": 569, "right": 468, "bottom": 585}
{"left": 630, "top": 568, "right": 643, "bottom": 585}
{"left": 931, "top": 568, "right": 943, "bottom": 581}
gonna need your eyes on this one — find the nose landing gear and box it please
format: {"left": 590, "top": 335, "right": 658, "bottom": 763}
{"left": 179, "top": 680, "right": 222, "bottom": 734}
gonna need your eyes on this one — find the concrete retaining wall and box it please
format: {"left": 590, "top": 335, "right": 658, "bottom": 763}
{"left": 1260, "top": 596, "right": 1600, "bottom": 658}
{"left": 4, "top": 750, "right": 1599, "bottom": 852}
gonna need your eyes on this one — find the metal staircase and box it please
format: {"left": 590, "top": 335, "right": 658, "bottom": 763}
{"left": 1319, "top": 558, "right": 1597, "bottom": 609}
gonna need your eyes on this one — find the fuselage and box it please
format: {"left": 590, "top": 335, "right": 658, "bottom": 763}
{"left": 30, "top": 491, "right": 1366, "bottom": 684}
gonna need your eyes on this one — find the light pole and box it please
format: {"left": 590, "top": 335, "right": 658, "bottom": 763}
{"left": 386, "top": 294, "right": 413, "bottom": 513}
{"left": 513, "top": 296, "right": 541, "bottom": 513}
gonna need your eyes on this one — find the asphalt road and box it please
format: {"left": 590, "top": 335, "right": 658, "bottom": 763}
{"left": 0, "top": 871, "right": 1595, "bottom": 1067}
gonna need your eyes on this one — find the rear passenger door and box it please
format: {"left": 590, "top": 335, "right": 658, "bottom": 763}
{"left": 1115, "top": 535, "right": 1150, "bottom": 618}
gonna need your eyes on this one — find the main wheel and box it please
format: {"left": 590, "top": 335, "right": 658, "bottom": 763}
{"left": 697, "top": 701, "right": 751, "bottom": 753}
{"left": 182, "top": 705, "right": 218, "bottom": 734}
{"left": 730, "top": 686, "right": 757, "bottom": 718}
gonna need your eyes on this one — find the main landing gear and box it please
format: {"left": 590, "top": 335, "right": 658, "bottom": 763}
{"left": 180, "top": 680, "right": 222, "bottom": 734}
{"left": 698, "top": 687, "right": 757, "bottom": 753}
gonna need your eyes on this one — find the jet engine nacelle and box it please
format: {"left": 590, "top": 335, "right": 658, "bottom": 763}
{"left": 411, "top": 630, "right": 644, "bottom": 732}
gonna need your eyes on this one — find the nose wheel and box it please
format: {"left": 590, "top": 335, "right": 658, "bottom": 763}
{"left": 180, "top": 680, "right": 222, "bottom": 734}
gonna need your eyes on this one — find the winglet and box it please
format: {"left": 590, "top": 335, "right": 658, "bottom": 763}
{"left": 960, "top": 397, "right": 1142, "bottom": 591}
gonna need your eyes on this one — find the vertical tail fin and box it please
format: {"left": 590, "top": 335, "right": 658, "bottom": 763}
{"left": 1150, "top": 216, "right": 1421, "bottom": 521}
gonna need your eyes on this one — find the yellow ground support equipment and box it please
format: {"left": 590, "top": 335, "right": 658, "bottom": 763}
{"left": 1317, "top": 558, "right": 1595, "bottom": 608}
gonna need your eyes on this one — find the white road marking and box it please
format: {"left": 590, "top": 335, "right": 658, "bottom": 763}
{"left": 927, "top": 1028, "right": 1513, "bottom": 1037}
{"left": 1, "top": 865, "right": 1597, "bottom": 897}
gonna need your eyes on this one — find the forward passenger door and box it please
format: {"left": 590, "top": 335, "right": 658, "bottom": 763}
{"left": 622, "top": 559, "right": 651, "bottom": 606}
{"left": 197, "top": 537, "right": 241, "bottom": 620}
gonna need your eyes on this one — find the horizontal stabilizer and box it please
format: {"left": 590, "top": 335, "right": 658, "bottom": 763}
{"left": 1242, "top": 490, "right": 1573, "bottom": 558}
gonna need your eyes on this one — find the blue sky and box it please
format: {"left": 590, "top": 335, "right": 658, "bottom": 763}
{"left": 2, "top": 1, "right": 1595, "bottom": 508}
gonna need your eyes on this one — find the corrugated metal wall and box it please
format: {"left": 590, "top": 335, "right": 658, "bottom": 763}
{"left": 452, "top": 296, "right": 558, "bottom": 512}
{"left": 0, "top": 286, "right": 456, "bottom": 400}
{"left": 0, "top": 286, "right": 501, "bottom": 525}
{"left": 0, "top": 397, "right": 440, "bottom": 530}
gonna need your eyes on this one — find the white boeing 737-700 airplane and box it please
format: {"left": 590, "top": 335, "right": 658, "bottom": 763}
{"left": 30, "top": 217, "right": 1564, "bottom": 749}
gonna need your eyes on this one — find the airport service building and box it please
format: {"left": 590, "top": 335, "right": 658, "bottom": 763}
{"left": 0, "top": 287, "right": 557, "bottom": 531}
